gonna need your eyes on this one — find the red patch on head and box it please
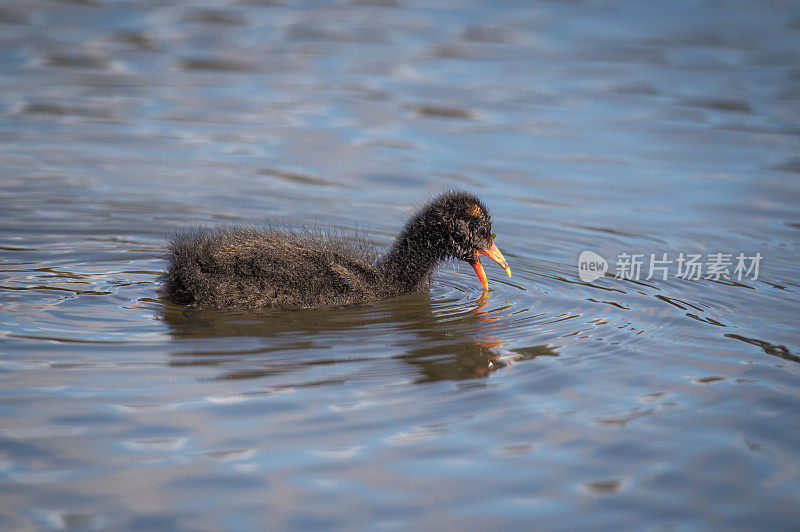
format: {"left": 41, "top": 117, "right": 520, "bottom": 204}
{"left": 467, "top": 204, "right": 482, "bottom": 218}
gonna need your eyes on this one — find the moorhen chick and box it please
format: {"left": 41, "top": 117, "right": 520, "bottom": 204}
{"left": 161, "top": 191, "right": 510, "bottom": 310}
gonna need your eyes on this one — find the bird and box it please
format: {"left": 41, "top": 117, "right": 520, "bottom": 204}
{"left": 160, "top": 191, "right": 511, "bottom": 311}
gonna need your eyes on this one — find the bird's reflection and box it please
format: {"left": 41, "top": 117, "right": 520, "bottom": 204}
{"left": 160, "top": 291, "right": 558, "bottom": 384}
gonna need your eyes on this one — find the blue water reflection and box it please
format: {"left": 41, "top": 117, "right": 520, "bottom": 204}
{"left": 1, "top": 0, "right": 799, "bottom": 529}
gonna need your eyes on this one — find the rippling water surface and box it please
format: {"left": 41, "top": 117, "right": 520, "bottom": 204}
{"left": 1, "top": 0, "right": 799, "bottom": 529}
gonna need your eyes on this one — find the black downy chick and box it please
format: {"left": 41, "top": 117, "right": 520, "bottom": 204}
{"left": 161, "top": 191, "right": 510, "bottom": 310}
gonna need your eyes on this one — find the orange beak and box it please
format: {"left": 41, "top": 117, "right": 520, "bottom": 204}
{"left": 470, "top": 241, "right": 511, "bottom": 291}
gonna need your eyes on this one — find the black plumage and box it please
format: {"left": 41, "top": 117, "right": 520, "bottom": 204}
{"left": 160, "top": 191, "right": 510, "bottom": 311}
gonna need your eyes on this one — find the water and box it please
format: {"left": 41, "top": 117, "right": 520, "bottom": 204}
{"left": 1, "top": 0, "right": 799, "bottom": 528}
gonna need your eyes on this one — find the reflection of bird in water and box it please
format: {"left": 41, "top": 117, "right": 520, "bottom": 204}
{"left": 161, "top": 192, "right": 510, "bottom": 311}
{"left": 161, "top": 292, "right": 558, "bottom": 384}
